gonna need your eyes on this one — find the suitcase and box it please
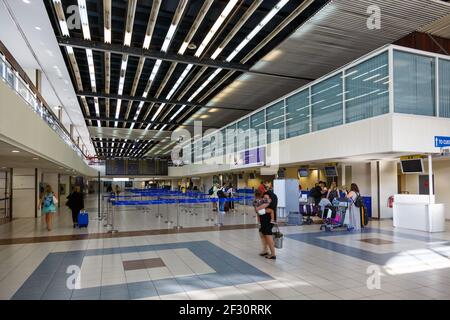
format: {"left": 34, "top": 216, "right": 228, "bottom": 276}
{"left": 360, "top": 206, "right": 369, "bottom": 227}
{"left": 78, "top": 210, "right": 89, "bottom": 228}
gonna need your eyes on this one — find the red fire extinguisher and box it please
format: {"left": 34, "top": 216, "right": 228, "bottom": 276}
{"left": 388, "top": 195, "right": 394, "bottom": 208}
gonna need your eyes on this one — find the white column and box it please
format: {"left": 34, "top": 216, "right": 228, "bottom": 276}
{"left": 371, "top": 160, "right": 398, "bottom": 219}
{"left": 12, "top": 168, "right": 38, "bottom": 218}
{"left": 428, "top": 154, "right": 434, "bottom": 204}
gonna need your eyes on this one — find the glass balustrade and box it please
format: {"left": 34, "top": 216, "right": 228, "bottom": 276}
{"left": 0, "top": 54, "right": 84, "bottom": 159}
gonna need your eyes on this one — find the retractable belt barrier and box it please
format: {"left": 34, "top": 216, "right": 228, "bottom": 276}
{"left": 104, "top": 194, "right": 254, "bottom": 233}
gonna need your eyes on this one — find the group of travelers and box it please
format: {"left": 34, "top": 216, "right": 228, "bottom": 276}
{"left": 209, "top": 183, "right": 236, "bottom": 213}
{"left": 308, "top": 180, "right": 363, "bottom": 231}
{"left": 38, "top": 184, "right": 85, "bottom": 231}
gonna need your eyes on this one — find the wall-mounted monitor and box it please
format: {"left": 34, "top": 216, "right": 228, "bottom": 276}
{"left": 298, "top": 168, "right": 309, "bottom": 178}
{"left": 400, "top": 159, "right": 424, "bottom": 174}
{"left": 324, "top": 166, "right": 338, "bottom": 177}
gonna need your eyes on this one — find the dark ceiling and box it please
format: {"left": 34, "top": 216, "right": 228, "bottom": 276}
{"left": 44, "top": 0, "right": 328, "bottom": 159}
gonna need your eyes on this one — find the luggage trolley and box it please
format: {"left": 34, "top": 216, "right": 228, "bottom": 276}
{"left": 320, "top": 198, "right": 350, "bottom": 232}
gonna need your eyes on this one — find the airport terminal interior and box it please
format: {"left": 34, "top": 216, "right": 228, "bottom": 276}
{"left": 1, "top": 0, "right": 450, "bottom": 302}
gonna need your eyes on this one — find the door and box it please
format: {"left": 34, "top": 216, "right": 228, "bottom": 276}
{"left": 0, "top": 168, "right": 11, "bottom": 224}
{"left": 419, "top": 174, "right": 434, "bottom": 195}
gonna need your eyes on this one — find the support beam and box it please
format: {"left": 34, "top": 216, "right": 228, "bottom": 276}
{"left": 57, "top": 37, "right": 315, "bottom": 81}
{"left": 85, "top": 116, "right": 216, "bottom": 128}
{"left": 77, "top": 91, "right": 252, "bottom": 112}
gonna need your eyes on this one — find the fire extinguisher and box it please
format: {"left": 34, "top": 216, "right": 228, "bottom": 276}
{"left": 388, "top": 195, "right": 394, "bottom": 208}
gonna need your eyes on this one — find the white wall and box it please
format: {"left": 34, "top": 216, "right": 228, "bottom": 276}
{"left": 431, "top": 160, "right": 450, "bottom": 220}
{"left": 12, "top": 168, "right": 37, "bottom": 218}
{"left": 0, "top": 81, "right": 97, "bottom": 177}
{"left": 350, "top": 163, "right": 371, "bottom": 197}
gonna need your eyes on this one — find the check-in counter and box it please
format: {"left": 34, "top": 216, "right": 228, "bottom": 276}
{"left": 393, "top": 194, "right": 445, "bottom": 233}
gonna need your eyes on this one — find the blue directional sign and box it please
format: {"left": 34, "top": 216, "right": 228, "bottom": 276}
{"left": 435, "top": 136, "right": 450, "bottom": 148}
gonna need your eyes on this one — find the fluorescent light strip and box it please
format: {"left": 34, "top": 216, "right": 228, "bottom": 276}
{"left": 149, "top": 59, "right": 162, "bottom": 82}
{"left": 165, "top": 64, "right": 193, "bottom": 100}
{"left": 124, "top": 32, "right": 132, "bottom": 46}
{"left": 151, "top": 103, "right": 165, "bottom": 122}
{"left": 104, "top": 28, "right": 111, "bottom": 43}
{"left": 226, "top": 0, "right": 289, "bottom": 62}
{"left": 94, "top": 97, "right": 99, "bottom": 116}
{"left": 161, "top": 24, "right": 177, "bottom": 52}
{"left": 170, "top": 105, "right": 186, "bottom": 121}
{"left": 77, "top": 0, "right": 91, "bottom": 40}
{"left": 195, "top": 0, "right": 238, "bottom": 57}
{"left": 59, "top": 20, "right": 70, "bottom": 36}
{"left": 187, "top": 68, "right": 222, "bottom": 102}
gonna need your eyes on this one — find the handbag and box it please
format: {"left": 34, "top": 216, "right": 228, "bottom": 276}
{"left": 272, "top": 223, "right": 283, "bottom": 249}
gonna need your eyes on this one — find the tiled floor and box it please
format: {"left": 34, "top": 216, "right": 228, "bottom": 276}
{"left": 0, "top": 195, "right": 450, "bottom": 300}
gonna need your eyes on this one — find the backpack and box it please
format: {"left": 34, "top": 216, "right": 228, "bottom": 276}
{"left": 208, "top": 187, "right": 214, "bottom": 195}
{"left": 354, "top": 192, "right": 364, "bottom": 208}
{"left": 217, "top": 189, "right": 225, "bottom": 198}
{"left": 43, "top": 194, "right": 53, "bottom": 208}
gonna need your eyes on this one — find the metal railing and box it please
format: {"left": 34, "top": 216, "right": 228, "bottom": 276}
{"left": 0, "top": 53, "right": 85, "bottom": 159}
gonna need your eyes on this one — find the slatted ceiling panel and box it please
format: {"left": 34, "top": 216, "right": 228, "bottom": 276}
{"left": 420, "top": 13, "right": 450, "bottom": 38}
{"left": 211, "top": 0, "right": 450, "bottom": 116}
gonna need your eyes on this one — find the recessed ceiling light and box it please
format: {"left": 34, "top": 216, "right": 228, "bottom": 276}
{"left": 33, "top": 157, "right": 39, "bottom": 160}
{"left": 35, "top": 26, "right": 41, "bottom": 31}
{"left": 187, "top": 43, "right": 197, "bottom": 50}
{"left": 22, "top": 0, "right": 30, "bottom": 4}
{"left": 11, "top": 150, "right": 20, "bottom": 153}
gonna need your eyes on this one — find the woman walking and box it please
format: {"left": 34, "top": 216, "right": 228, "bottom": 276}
{"left": 40, "top": 185, "right": 58, "bottom": 231}
{"left": 67, "top": 186, "right": 85, "bottom": 228}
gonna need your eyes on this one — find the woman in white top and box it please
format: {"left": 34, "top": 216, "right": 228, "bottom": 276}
{"left": 345, "top": 183, "right": 361, "bottom": 231}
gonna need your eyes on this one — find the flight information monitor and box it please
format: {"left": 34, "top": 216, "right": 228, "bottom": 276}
{"left": 106, "top": 159, "right": 168, "bottom": 176}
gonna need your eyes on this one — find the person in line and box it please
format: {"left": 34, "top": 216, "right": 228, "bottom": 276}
{"left": 215, "top": 186, "right": 227, "bottom": 226}
{"left": 66, "top": 186, "right": 85, "bottom": 228}
{"left": 227, "top": 183, "right": 235, "bottom": 212}
{"left": 310, "top": 182, "right": 323, "bottom": 206}
{"left": 40, "top": 185, "right": 58, "bottom": 231}
{"left": 114, "top": 185, "right": 121, "bottom": 196}
{"left": 255, "top": 192, "right": 277, "bottom": 260}
{"left": 210, "top": 183, "right": 219, "bottom": 211}
{"left": 318, "top": 192, "right": 332, "bottom": 219}
{"left": 106, "top": 184, "right": 113, "bottom": 193}
{"left": 345, "top": 183, "right": 362, "bottom": 231}
{"left": 326, "top": 181, "right": 341, "bottom": 202}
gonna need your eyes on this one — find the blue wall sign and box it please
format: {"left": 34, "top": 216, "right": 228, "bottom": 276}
{"left": 435, "top": 136, "right": 450, "bottom": 148}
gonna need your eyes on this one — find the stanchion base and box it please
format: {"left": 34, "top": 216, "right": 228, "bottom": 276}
{"left": 205, "top": 218, "right": 215, "bottom": 221}
{"left": 164, "top": 221, "right": 174, "bottom": 224}
{"left": 241, "top": 213, "right": 249, "bottom": 216}
{"left": 173, "top": 226, "right": 183, "bottom": 230}
{"left": 155, "top": 214, "right": 163, "bottom": 218}
{"left": 108, "top": 229, "right": 118, "bottom": 233}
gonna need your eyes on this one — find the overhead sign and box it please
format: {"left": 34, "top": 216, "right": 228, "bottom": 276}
{"left": 435, "top": 136, "right": 450, "bottom": 148}
{"left": 400, "top": 155, "right": 424, "bottom": 160}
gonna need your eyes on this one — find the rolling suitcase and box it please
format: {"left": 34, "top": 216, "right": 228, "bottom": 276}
{"left": 78, "top": 210, "right": 89, "bottom": 228}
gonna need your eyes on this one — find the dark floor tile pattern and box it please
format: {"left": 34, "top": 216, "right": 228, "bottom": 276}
{"left": 123, "top": 258, "right": 166, "bottom": 271}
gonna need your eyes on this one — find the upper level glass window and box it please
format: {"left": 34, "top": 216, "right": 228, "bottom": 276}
{"left": 311, "top": 73, "right": 343, "bottom": 131}
{"left": 226, "top": 123, "right": 237, "bottom": 154}
{"left": 250, "top": 110, "right": 265, "bottom": 148}
{"left": 439, "top": 58, "right": 450, "bottom": 118}
{"left": 394, "top": 50, "right": 436, "bottom": 116}
{"left": 237, "top": 117, "right": 250, "bottom": 151}
{"left": 266, "top": 101, "right": 285, "bottom": 143}
{"left": 286, "top": 89, "right": 310, "bottom": 138}
{"left": 345, "top": 52, "right": 389, "bottom": 123}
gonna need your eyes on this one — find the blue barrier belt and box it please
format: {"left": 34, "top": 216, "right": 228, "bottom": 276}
{"left": 111, "top": 196, "right": 253, "bottom": 206}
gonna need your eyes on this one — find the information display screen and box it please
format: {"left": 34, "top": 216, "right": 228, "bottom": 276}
{"left": 106, "top": 159, "right": 168, "bottom": 176}
{"left": 324, "top": 166, "right": 338, "bottom": 177}
{"left": 400, "top": 159, "right": 424, "bottom": 174}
